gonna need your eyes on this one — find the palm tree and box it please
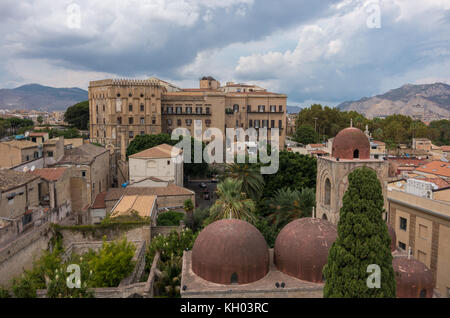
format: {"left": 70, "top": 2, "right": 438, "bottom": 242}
{"left": 210, "top": 178, "right": 256, "bottom": 223}
{"left": 266, "top": 187, "right": 316, "bottom": 230}
{"left": 223, "top": 162, "right": 265, "bottom": 200}
{"left": 183, "top": 199, "right": 194, "bottom": 225}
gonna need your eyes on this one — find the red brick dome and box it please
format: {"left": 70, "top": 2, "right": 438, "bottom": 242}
{"left": 387, "top": 223, "right": 397, "bottom": 252}
{"left": 393, "top": 256, "right": 434, "bottom": 298}
{"left": 332, "top": 127, "right": 370, "bottom": 160}
{"left": 192, "top": 219, "right": 269, "bottom": 285}
{"left": 274, "top": 218, "right": 337, "bottom": 283}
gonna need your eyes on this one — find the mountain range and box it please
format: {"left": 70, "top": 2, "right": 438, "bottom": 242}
{"left": 337, "top": 83, "right": 450, "bottom": 120}
{"left": 0, "top": 84, "right": 88, "bottom": 111}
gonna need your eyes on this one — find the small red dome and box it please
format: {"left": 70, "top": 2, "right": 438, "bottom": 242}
{"left": 393, "top": 256, "right": 434, "bottom": 298}
{"left": 274, "top": 218, "right": 337, "bottom": 283}
{"left": 192, "top": 219, "right": 269, "bottom": 285}
{"left": 387, "top": 223, "right": 397, "bottom": 252}
{"left": 332, "top": 127, "right": 370, "bottom": 160}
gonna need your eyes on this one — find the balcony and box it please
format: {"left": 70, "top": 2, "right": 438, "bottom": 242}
{"left": 162, "top": 111, "right": 211, "bottom": 116}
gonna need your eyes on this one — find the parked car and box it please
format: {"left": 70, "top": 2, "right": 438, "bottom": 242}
{"left": 199, "top": 182, "right": 207, "bottom": 188}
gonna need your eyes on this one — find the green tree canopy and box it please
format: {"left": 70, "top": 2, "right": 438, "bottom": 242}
{"left": 64, "top": 100, "right": 89, "bottom": 130}
{"left": 262, "top": 151, "right": 317, "bottom": 198}
{"left": 293, "top": 124, "right": 319, "bottom": 145}
{"left": 323, "top": 167, "right": 396, "bottom": 298}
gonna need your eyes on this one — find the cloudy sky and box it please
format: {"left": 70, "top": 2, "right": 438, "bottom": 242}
{"left": 1, "top": 0, "right": 449, "bottom": 106}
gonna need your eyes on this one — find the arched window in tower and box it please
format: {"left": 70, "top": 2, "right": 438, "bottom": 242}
{"left": 322, "top": 214, "right": 328, "bottom": 220}
{"left": 324, "top": 178, "right": 331, "bottom": 205}
{"left": 353, "top": 149, "right": 359, "bottom": 159}
{"left": 230, "top": 272, "right": 238, "bottom": 284}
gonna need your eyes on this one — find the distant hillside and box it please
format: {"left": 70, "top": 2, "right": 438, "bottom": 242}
{"left": 0, "top": 84, "right": 88, "bottom": 111}
{"left": 287, "top": 105, "right": 302, "bottom": 114}
{"left": 338, "top": 83, "right": 450, "bottom": 120}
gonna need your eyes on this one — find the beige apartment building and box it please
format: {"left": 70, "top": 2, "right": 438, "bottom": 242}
{"left": 0, "top": 140, "right": 41, "bottom": 168}
{"left": 88, "top": 77, "right": 287, "bottom": 154}
{"left": 387, "top": 185, "right": 450, "bottom": 297}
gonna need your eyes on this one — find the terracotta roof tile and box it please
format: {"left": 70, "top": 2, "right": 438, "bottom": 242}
{"left": 0, "top": 169, "right": 39, "bottom": 191}
{"left": 2, "top": 140, "right": 38, "bottom": 149}
{"left": 441, "top": 146, "right": 450, "bottom": 152}
{"left": 91, "top": 192, "right": 107, "bottom": 209}
{"left": 30, "top": 168, "right": 67, "bottom": 181}
{"left": 129, "top": 143, "right": 182, "bottom": 159}
{"left": 415, "top": 161, "right": 450, "bottom": 178}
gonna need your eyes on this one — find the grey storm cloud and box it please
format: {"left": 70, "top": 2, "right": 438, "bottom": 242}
{"left": 2, "top": 0, "right": 339, "bottom": 78}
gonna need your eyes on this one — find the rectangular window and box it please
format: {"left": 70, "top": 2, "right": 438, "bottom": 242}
{"left": 271, "top": 120, "right": 275, "bottom": 128}
{"left": 129, "top": 131, "right": 134, "bottom": 138}
{"left": 247, "top": 105, "right": 251, "bottom": 112}
{"left": 48, "top": 151, "right": 53, "bottom": 157}
{"left": 117, "top": 117, "right": 122, "bottom": 124}
{"left": 270, "top": 105, "right": 276, "bottom": 112}
{"left": 140, "top": 117, "right": 145, "bottom": 124}
{"left": 279, "top": 120, "right": 282, "bottom": 129}
{"left": 258, "top": 105, "right": 265, "bottom": 112}
{"left": 129, "top": 117, "right": 134, "bottom": 124}
{"left": 196, "top": 107, "right": 202, "bottom": 114}
{"left": 398, "top": 241, "right": 406, "bottom": 250}
{"left": 34, "top": 152, "right": 39, "bottom": 159}
{"left": 82, "top": 171, "right": 86, "bottom": 177}
{"left": 140, "top": 131, "right": 145, "bottom": 136}
{"left": 129, "top": 104, "right": 133, "bottom": 112}
{"left": 255, "top": 120, "right": 260, "bottom": 128}
{"left": 249, "top": 120, "right": 253, "bottom": 128}
{"left": 176, "top": 106, "right": 182, "bottom": 114}
{"left": 399, "top": 217, "right": 407, "bottom": 231}
{"left": 140, "top": 104, "right": 144, "bottom": 112}
{"left": 186, "top": 107, "right": 192, "bottom": 114}
{"left": 205, "top": 119, "right": 211, "bottom": 127}
{"left": 233, "top": 104, "right": 239, "bottom": 112}
{"left": 206, "top": 107, "right": 210, "bottom": 114}
{"left": 152, "top": 117, "right": 156, "bottom": 124}
{"left": 167, "top": 106, "right": 173, "bottom": 114}
{"left": 177, "top": 119, "right": 182, "bottom": 126}
{"left": 186, "top": 119, "right": 192, "bottom": 126}
{"left": 167, "top": 119, "right": 172, "bottom": 126}
{"left": 279, "top": 105, "right": 283, "bottom": 112}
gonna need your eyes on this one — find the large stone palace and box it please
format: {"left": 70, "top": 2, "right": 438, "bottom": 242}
{"left": 88, "top": 76, "right": 287, "bottom": 151}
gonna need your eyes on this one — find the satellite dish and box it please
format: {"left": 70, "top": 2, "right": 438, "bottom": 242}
{"left": 30, "top": 166, "right": 35, "bottom": 171}
{"left": 24, "top": 132, "right": 29, "bottom": 137}
{"left": 23, "top": 166, "right": 29, "bottom": 172}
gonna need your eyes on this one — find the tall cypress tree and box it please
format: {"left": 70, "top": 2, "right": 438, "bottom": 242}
{"left": 323, "top": 167, "right": 396, "bottom": 297}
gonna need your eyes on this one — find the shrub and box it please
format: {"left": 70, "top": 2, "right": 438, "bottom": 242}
{"left": 157, "top": 211, "right": 185, "bottom": 226}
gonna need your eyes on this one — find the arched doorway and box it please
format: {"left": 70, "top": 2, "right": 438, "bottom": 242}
{"left": 322, "top": 214, "right": 328, "bottom": 220}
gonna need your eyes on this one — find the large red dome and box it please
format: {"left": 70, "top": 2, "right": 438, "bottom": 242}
{"left": 332, "top": 127, "right": 370, "bottom": 160}
{"left": 274, "top": 218, "right": 337, "bottom": 283}
{"left": 192, "top": 219, "right": 269, "bottom": 285}
{"left": 393, "top": 256, "right": 434, "bottom": 298}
